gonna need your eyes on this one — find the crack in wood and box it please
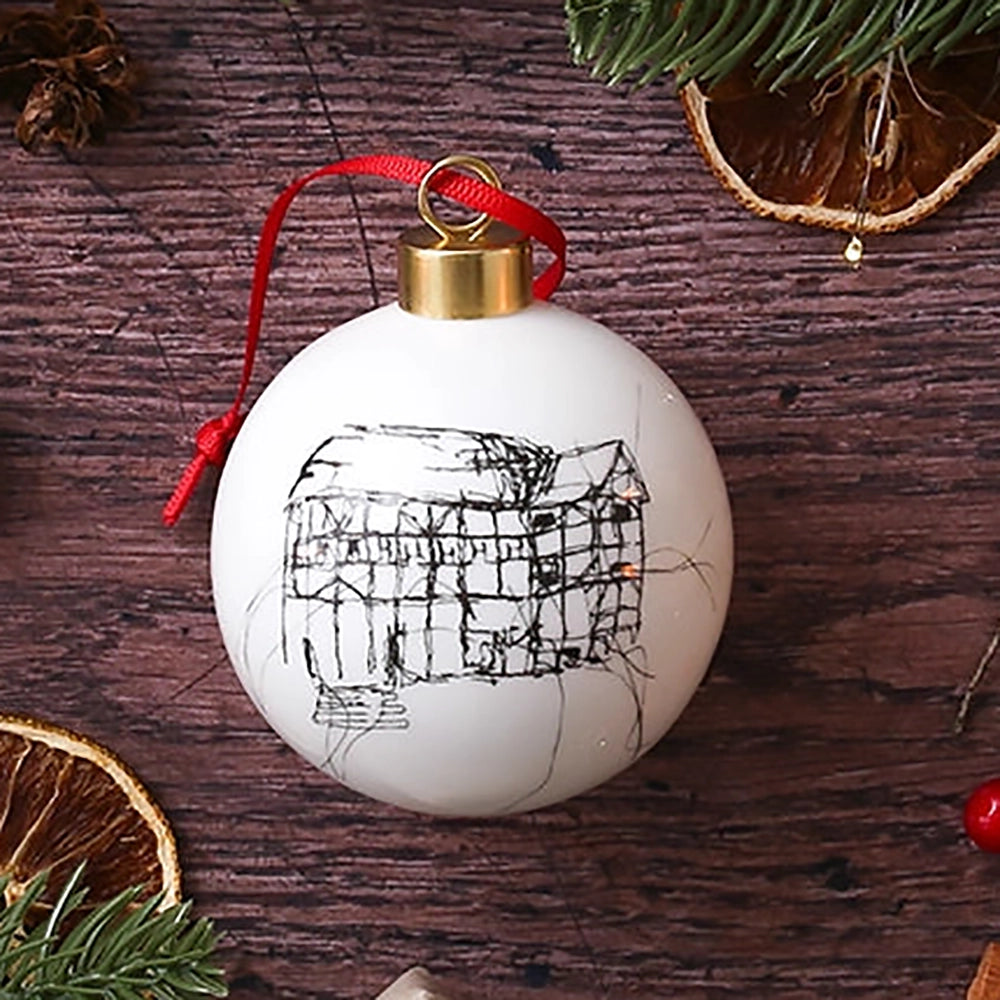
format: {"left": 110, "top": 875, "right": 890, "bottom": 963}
{"left": 57, "top": 157, "right": 264, "bottom": 424}
{"left": 280, "top": 3, "right": 381, "bottom": 310}
{"left": 50, "top": 308, "right": 140, "bottom": 388}
{"left": 154, "top": 657, "right": 227, "bottom": 707}
{"left": 62, "top": 152, "right": 214, "bottom": 298}
{"left": 529, "top": 812, "right": 610, "bottom": 1000}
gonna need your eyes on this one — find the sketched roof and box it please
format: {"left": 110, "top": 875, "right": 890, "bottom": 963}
{"left": 288, "top": 425, "right": 647, "bottom": 510}
{"left": 542, "top": 441, "right": 649, "bottom": 506}
{"left": 289, "top": 425, "right": 557, "bottom": 507}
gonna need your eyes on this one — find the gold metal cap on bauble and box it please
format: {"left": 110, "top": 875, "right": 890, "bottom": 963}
{"left": 398, "top": 220, "right": 532, "bottom": 319}
{"left": 397, "top": 154, "right": 533, "bottom": 320}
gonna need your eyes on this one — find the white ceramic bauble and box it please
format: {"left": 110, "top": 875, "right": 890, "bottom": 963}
{"left": 211, "top": 300, "right": 733, "bottom": 815}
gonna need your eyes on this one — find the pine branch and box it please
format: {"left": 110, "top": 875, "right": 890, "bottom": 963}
{"left": 565, "top": 0, "right": 1000, "bottom": 90}
{"left": 0, "top": 867, "right": 228, "bottom": 1000}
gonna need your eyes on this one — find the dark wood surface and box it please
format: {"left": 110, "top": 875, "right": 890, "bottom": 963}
{"left": 3, "top": 2, "right": 1000, "bottom": 997}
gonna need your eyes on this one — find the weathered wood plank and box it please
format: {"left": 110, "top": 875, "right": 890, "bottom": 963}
{"left": 3, "top": 1, "right": 1000, "bottom": 998}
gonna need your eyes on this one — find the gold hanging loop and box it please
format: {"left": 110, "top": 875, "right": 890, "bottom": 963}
{"left": 416, "top": 154, "right": 503, "bottom": 243}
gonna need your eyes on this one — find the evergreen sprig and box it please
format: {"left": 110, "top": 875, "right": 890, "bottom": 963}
{"left": 0, "top": 866, "right": 228, "bottom": 1000}
{"left": 566, "top": 0, "right": 1000, "bottom": 90}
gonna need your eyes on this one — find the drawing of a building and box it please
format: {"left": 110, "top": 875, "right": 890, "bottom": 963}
{"left": 282, "top": 425, "right": 648, "bottom": 730}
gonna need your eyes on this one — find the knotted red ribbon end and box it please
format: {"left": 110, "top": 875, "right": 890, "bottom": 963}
{"left": 162, "top": 409, "right": 244, "bottom": 527}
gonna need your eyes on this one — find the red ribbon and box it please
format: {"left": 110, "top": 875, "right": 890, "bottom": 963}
{"left": 162, "top": 153, "right": 568, "bottom": 527}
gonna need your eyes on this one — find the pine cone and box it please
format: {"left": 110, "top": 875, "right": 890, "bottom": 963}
{"left": 0, "top": 0, "right": 138, "bottom": 152}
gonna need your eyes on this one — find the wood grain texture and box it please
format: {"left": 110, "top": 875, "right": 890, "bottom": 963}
{"left": 3, "top": 1, "right": 1000, "bottom": 998}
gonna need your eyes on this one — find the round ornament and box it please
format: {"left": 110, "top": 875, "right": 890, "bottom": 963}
{"left": 180, "top": 155, "right": 734, "bottom": 816}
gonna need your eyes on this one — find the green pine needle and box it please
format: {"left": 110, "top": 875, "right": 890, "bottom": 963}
{"left": 0, "top": 866, "right": 228, "bottom": 1000}
{"left": 565, "top": 0, "right": 998, "bottom": 90}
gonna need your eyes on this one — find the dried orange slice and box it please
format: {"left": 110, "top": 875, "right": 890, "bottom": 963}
{"left": 681, "top": 44, "right": 1000, "bottom": 233}
{"left": 0, "top": 714, "right": 180, "bottom": 911}
{"left": 969, "top": 943, "right": 1000, "bottom": 1000}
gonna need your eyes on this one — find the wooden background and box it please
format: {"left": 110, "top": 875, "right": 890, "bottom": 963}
{"left": 3, "top": 1, "right": 1000, "bottom": 997}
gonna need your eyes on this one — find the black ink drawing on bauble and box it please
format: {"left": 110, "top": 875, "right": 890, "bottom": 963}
{"left": 275, "top": 423, "right": 713, "bottom": 800}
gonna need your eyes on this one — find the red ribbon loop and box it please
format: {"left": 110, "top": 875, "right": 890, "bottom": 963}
{"left": 162, "top": 153, "right": 568, "bottom": 527}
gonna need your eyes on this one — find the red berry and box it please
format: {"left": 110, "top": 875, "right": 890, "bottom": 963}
{"left": 964, "top": 779, "right": 1000, "bottom": 852}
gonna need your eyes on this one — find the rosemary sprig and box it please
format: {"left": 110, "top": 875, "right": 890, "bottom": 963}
{"left": 0, "top": 866, "right": 227, "bottom": 1000}
{"left": 566, "top": 0, "right": 998, "bottom": 90}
